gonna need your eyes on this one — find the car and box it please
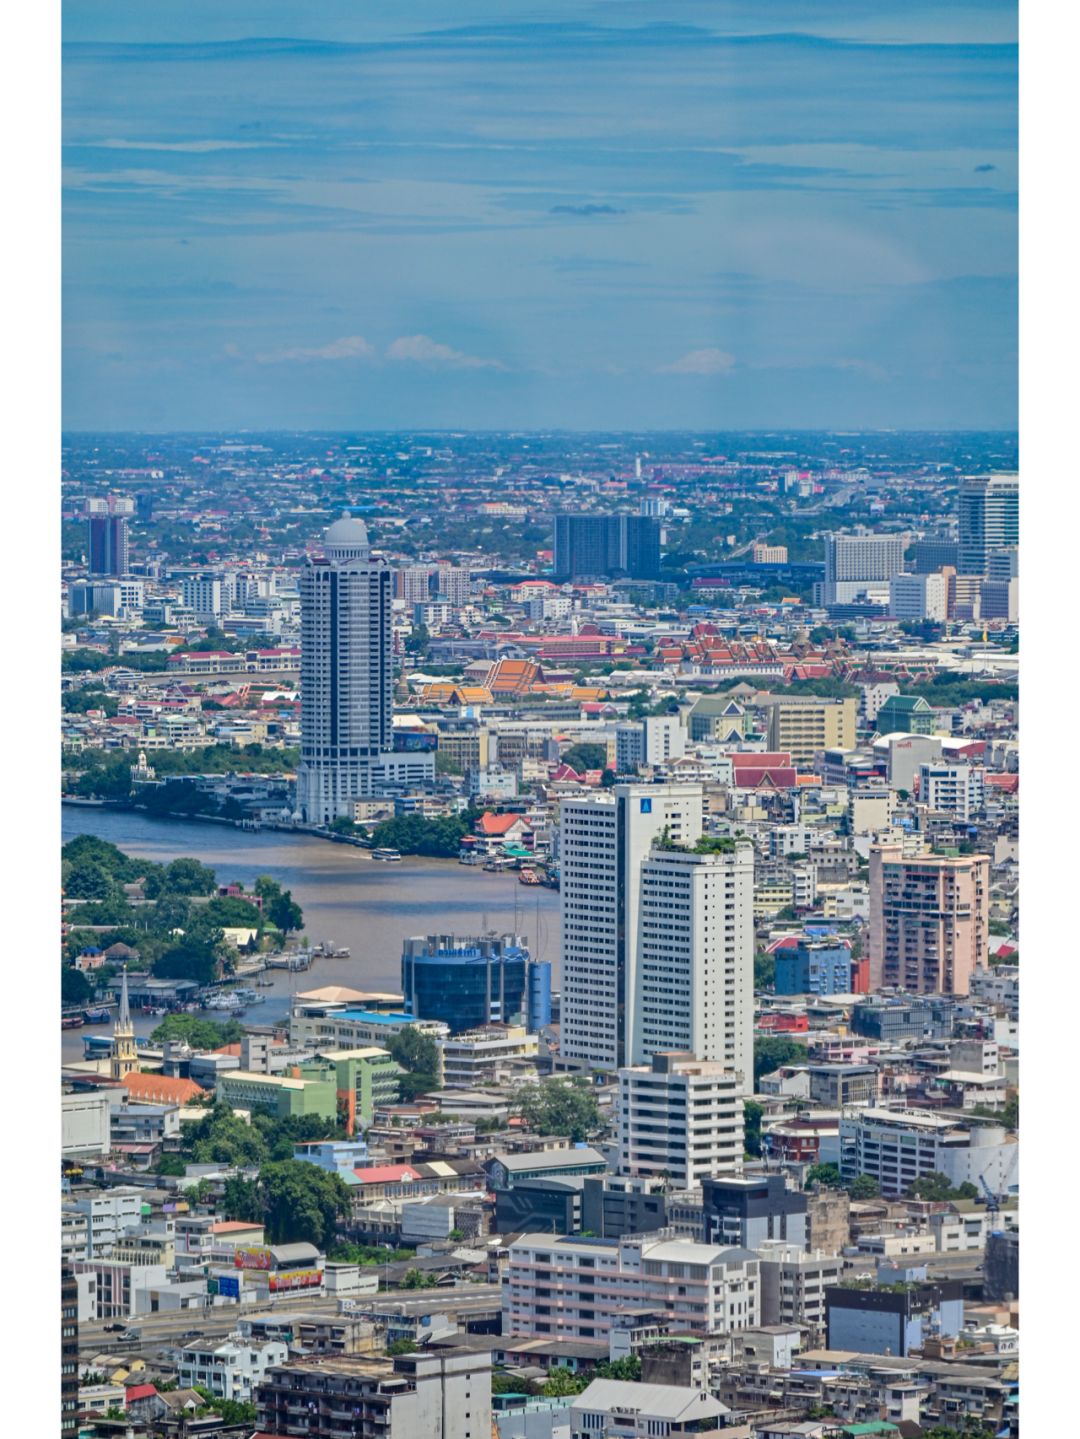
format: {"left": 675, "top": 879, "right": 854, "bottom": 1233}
{"left": 104, "top": 1323, "right": 125, "bottom": 1333}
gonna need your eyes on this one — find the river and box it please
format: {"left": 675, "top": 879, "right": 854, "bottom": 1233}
{"left": 62, "top": 806, "right": 561, "bottom": 1059}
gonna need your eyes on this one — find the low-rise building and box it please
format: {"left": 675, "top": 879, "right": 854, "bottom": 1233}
{"left": 178, "top": 1335, "right": 289, "bottom": 1401}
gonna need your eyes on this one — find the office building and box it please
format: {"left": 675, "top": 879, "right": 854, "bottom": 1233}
{"left": 958, "top": 473, "right": 1019, "bottom": 577}
{"left": 889, "top": 572, "right": 948, "bottom": 622}
{"left": 559, "top": 783, "right": 704, "bottom": 1071}
{"left": 826, "top": 1279, "right": 964, "bottom": 1357}
{"left": 823, "top": 532, "right": 906, "bottom": 604}
{"left": 837, "top": 1108, "right": 1018, "bottom": 1198}
{"left": 402, "top": 932, "right": 551, "bottom": 1034}
{"left": 877, "top": 695, "right": 938, "bottom": 739}
{"left": 910, "top": 536, "right": 959, "bottom": 574}
{"left": 503, "top": 1233, "right": 760, "bottom": 1340}
{"left": 87, "top": 507, "right": 131, "bottom": 577}
{"left": 701, "top": 1175, "right": 808, "bottom": 1251}
{"left": 553, "top": 513, "right": 660, "bottom": 580}
{"left": 629, "top": 840, "right": 754, "bottom": 1079}
{"left": 757, "top": 1242, "right": 845, "bottom": 1338}
{"left": 255, "top": 1349, "right": 492, "bottom": 1439}
{"left": 181, "top": 574, "right": 225, "bottom": 623}
{"left": 774, "top": 940, "right": 853, "bottom": 997}
{"left": 868, "top": 843, "right": 990, "bottom": 995}
{"left": 918, "top": 762, "right": 985, "bottom": 820}
{"left": 765, "top": 696, "right": 857, "bottom": 766}
{"left": 297, "top": 517, "right": 432, "bottom": 823}
{"left": 617, "top": 1053, "right": 744, "bottom": 1187}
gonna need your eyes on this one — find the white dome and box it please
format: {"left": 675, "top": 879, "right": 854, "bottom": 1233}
{"left": 324, "top": 515, "right": 369, "bottom": 547}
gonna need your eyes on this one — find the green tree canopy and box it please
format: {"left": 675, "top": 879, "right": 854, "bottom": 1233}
{"left": 561, "top": 742, "right": 608, "bottom": 773}
{"left": 150, "top": 1013, "right": 243, "bottom": 1051}
{"left": 513, "top": 1078, "right": 600, "bottom": 1142}
{"left": 848, "top": 1174, "right": 881, "bottom": 1200}
{"left": 258, "top": 1160, "right": 351, "bottom": 1248}
{"left": 804, "top": 1163, "right": 844, "bottom": 1190}
{"left": 753, "top": 1035, "right": 808, "bottom": 1088}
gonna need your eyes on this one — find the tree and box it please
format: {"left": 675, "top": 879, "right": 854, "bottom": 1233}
{"left": 401, "top": 1267, "right": 437, "bottom": 1289}
{"left": 62, "top": 966, "right": 94, "bottom": 1007}
{"left": 221, "top": 1175, "right": 263, "bottom": 1223}
{"left": 753, "top": 951, "right": 776, "bottom": 991}
{"left": 155, "top": 942, "right": 218, "bottom": 987}
{"left": 267, "top": 888, "right": 304, "bottom": 936}
{"left": 743, "top": 1100, "right": 764, "bottom": 1158}
{"left": 561, "top": 742, "right": 608, "bottom": 774}
{"left": 387, "top": 1026, "right": 440, "bottom": 1101}
{"left": 155, "top": 1154, "right": 187, "bottom": 1177}
{"left": 204, "top": 896, "right": 264, "bottom": 929}
{"left": 804, "top": 1163, "right": 843, "bottom": 1190}
{"left": 513, "top": 1078, "right": 600, "bottom": 1142}
{"left": 387, "top": 1339, "right": 418, "bottom": 1355}
{"left": 151, "top": 1013, "right": 243, "bottom": 1051}
{"left": 542, "top": 1367, "right": 589, "bottom": 1397}
{"left": 848, "top": 1174, "right": 881, "bottom": 1200}
{"left": 161, "top": 858, "right": 217, "bottom": 895}
{"left": 405, "top": 623, "right": 430, "bottom": 655}
{"left": 753, "top": 1036, "right": 807, "bottom": 1088}
{"left": 259, "top": 1160, "right": 351, "bottom": 1248}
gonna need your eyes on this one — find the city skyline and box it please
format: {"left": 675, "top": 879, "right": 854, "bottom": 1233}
{"left": 64, "top": 2, "right": 1016, "bottom": 432}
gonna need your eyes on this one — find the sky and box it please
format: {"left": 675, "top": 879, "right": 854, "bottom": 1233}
{"left": 62, "top": 2, "right": 1017, "bottom": 432}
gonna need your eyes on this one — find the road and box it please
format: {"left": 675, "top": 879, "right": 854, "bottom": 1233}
{"left": 79, "top": 1282, "right": 502, "bottom": 1358}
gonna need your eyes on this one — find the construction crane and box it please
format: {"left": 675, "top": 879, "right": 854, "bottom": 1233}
{"left": 979, "top": 1173, "right": 1001, "bottom": 1218}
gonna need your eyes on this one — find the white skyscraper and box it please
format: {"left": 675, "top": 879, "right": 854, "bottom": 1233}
{"left": 629, "top": 838, "right": 754, "bottom": 1088}
{"left": 823, "top": 531, "right": 907, "bottom": 605}
{"left": 297, "top": 516, "right": 394, "bottom": 824}
{"left": 958, "top": 473, "right": 1019, "bottom": 577}
{"left": 559, "top": 782, "right": 704, "bottom": 1071}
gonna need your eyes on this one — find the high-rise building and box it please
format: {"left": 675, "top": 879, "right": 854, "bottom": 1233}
{"left": 181, "top": 574, "right": 225, "bottom": 623}
{"left": 559, "top": 783, "right": 704, "bottom": 1071}
{"left": 553, "top": 513, "right": 660, "bottom": 580}
{"left": 823, "top": 532, "right": 906, "bottom": 604}
{"left": 958, "top": 473, "right": 1019, "bottom": 577}
{"left": 629, "top": 840, "right": 754, "bottom": 1080}
{"left": 297, "top": 517, "right": 395, "bottom": 824}
{"left": 910, "top": 536, "right": 959, "bottom": 574}
{"left": 395, "top": 564, "right": 434, "bottom": 604}
{"left": 86, "top": 497, "right": 132, "bottom": 577}
{"left": 433, "top": 564, "right": 472, "bottom": 606}
{"left": 617, "top": 1053, "right": 745, "bottom": 1187}
{"left": 868, "top": 843, "right": 990, "bottom": 995}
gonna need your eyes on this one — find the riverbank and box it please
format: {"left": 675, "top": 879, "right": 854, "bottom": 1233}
{"left": 61, "top": 807, "right": 561, "bottom": 994}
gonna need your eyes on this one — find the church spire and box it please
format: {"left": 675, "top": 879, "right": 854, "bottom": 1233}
{"left": 118, "top": 962, "right": 131, "bottom": 1031}
{"left": 111, "top": 963, "right": 137, "bottom": 1081}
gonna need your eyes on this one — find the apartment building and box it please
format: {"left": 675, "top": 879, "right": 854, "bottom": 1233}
{"left": 918, "top": 763, "right": 985, "bottom": 821}
{"left": 868, "top": 843, "right": 990, "bottom": 995}
{"left": 617, "top": 1053, "right": 744, "bottom": 1188}
{"left": 178, "top": 1336, "right": 288, "bottom": 1402}
{"left": 764, "top": 697, "right": 857, "bottom": 767}
{"left": 757, "top": 1241, "right": 845, "bottom": 1341}
{"left": 823, "top": 532, "right": 906, "bottom": 604}
{"left": 502, "top": 1232, "right": 760, "bottom": 1340}
{"left": 255, "top": 1348, "right": 491, "bottom": 1439}
{"left": 629, "top": 839, "right": 753, "bottom": 1078}
{"left": 559, "top": 783, "right": 704, "bottom": 1071}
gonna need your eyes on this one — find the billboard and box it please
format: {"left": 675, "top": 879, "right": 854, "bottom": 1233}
{"left": 393, "top": 731, "right": 438, "bottom": 753}
{"left": 234, "top": 1246, "right": 274, "bottom": 1270}
{"left": 269, "top": 1269, "right": 323, "bottom": 1292}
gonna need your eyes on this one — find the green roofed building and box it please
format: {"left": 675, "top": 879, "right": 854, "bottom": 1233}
{"left": 875, "top": 694, "right": 936, "bottom": 736}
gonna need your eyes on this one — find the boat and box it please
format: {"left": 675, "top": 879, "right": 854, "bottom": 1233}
{"left": 255, "top": 977, "right": 274, "bottom": 988}
{"left": 483, "top": 855, "right": 517, "bottom": 872}
{"left": 62, "top": 1014, "right": 85, "bottom": 1030}
{"left": 371, "top": 847, "right": 403, "bottom": 862}
{"left": 83, "top": 1007, "right": 111, "bottom": 1024}
{"left": 519, "top": 868, "right": 540, "bottom": 886}
{"left": 314, "top": 941, "right": 350, "bottom": 958}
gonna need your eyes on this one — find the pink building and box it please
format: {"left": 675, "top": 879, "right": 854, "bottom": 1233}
{"left": 868, "top": 844, "right": 989, "bottom": 996}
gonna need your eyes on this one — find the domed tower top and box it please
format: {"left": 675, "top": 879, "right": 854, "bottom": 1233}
{"left": 323, "top": 514, "right": 371, "bottom": 561}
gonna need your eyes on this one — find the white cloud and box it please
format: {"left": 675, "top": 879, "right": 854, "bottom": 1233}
{"left": 254, "top": 335, "right": 376, "bottom": 364}
{"left": 658, "top": 348, "right": 737, "bottom": 375}
{"left": 95, "top": 139, "right": 266, "bottom": 153}
{"left": 386, "top": 334, "right": 503, "bottom": 370}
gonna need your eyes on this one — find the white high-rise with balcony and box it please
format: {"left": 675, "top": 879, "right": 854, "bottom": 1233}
{"left": 629, "top": 840, "right": 754, "bottom": 1082}
{"left": 617, "top": 1053, "right": 745, "bottom": 1187}
{"left": 559, "top": 783, "right": 704, "bottom": 1071}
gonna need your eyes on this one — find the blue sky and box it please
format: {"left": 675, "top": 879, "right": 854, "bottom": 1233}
{"left": 62, "top": 2, "right": 1017, "bottom": 431}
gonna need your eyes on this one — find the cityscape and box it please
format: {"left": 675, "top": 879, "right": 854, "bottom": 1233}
{"left": 55, "top": 5, "right": 1024, "bottom": 1439}
{"left": 61, "top": 434, "right": 1020, "bottom": 1439}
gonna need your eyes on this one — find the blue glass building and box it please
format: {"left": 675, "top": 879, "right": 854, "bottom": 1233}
{"left": 401, "top": 933, "right": 553, "bottom": 1034}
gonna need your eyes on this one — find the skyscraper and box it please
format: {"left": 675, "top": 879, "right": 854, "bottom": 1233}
{"left": 958, "top": 473, "right": 1019, "bottom": 577}
{"left": 629, "top": 839, "right": 754, "bottom": 1086}
{"left": 553, "top": 513, "right": 660, "bottom": 580}
{"left": 559, "top": 782, "right": 704, "bottom": 1071}
{"left": 86, "top": 497, "right": 133, "bottom": 576}
{"left": 297, "top": 516, "right": 393, "bottom": 824}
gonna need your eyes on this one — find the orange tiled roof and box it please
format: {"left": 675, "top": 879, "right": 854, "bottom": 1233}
{"left": 122, "top": 1072, "right": 205, "bottom": 1105}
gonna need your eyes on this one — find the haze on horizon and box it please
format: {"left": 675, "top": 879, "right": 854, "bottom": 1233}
{"left": 63, "top": 1, "right": 1017, "bottom": 434}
